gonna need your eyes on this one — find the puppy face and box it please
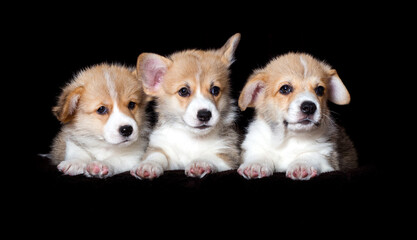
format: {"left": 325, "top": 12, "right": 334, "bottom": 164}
{"left": 239, "top": 53, "right": 350, "bottom": 132}
{"left": 53, "top": 63, "right": 148, "bottom": 145}
{"left": 137, "top": 33, "right": 240, "bottom": 135}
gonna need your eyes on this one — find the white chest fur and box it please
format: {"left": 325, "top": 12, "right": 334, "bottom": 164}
{"left": 241, "top": 118, "right": 334, "bottom": 172}
{"left": 148, "top": 124, "right": 230, "bottom": 170}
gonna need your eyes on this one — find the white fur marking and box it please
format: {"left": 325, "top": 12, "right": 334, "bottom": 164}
{"left": 300, "top": 56, "right": 308, "bottom": 78}
{"left": 195, "top": 62, "right": 202, "bottom": 83}
{"left": 103, "top": 103, "right": 138, "bottom": 144}
{"left": 105, "top": 70, "right": 118, "bottom": 99}
{"left": 182, "top": 91, "right": 219, "bottom": 130}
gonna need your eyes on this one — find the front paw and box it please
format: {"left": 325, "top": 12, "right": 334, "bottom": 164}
{"left": 130, "top": 162, "right": 164, "bottom": 180}
{"left": 85, "top": 161, "right": 113, "bottom": 178}
{"left": 238, "top": 162, "right": 274, "bottom": 179}
{"left": 57, "top": 161, "right": 86, "bottom": 176}
{"left": 185, "top": 161, "right": 216, "bottom": 178}
{"left": 286, "top": 163, "right": 318, "bottom": 180}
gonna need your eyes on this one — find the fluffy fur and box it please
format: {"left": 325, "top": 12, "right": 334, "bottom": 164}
{"left": 238, "top": 53, "right": 357, "bottom": 180}
{"left": 131, "top": 33, "right": 241, "bottom": 179}
{"left": 50, "top": 63, "right": 150, "bottom": 178}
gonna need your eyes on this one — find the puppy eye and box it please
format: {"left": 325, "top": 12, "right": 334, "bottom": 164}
{"left": 315, "top": 86, "right": 325, "bottom": 96}
{"left": 97, "top": 106, "right": 108, "bottom": 115}
{"left": 279, "top": 85, "right": 293, "bottom": 95}
{"left": 128, "top": 101, "right": 136, "bottom": 110}
{"left": 178, "top": 87, "right": 191, "bottom": 97}
{"left": 210, "top": 86, "right": 220, "bottom": 96}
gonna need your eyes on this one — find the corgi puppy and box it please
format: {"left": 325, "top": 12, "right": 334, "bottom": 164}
{"left": 131, "top": 33, "right": 241, "bottom": 179}
{"left": 50, "top": 63, "right": 150, "bottom": 178}
{"left": 238, "top": 53, "right": 357, "bottom": 180}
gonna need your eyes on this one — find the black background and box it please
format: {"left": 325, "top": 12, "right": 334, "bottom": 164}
{"left": 11, "top": 5, "right": 412, "bottom": 235}
{"left": 24, "top": 14, "right": 398, "bottom": 167}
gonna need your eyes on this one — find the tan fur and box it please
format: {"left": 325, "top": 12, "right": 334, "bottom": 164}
{"left": 239, "top": 53, "right": 345, "bottom": 111}
{"left": 132, "top": 34, "right": 241, "bottom": 179}
{"left": 50, "top": 63, "right": 150, "bottom": 177}
{"left": 238, "top": 52, "right": 357, "bottom": 180}
{"left": 53, "top": 64, "right": 147, "bottom": 126}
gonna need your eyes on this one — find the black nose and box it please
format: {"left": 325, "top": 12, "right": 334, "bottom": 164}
{"left": 119, "top": 125, "right": 133, "bottom": 137}
{"left": 300, "top": 101, "right": 317, "bottom": 115}
{"left": 197, "top": 109, "right": 212, "bottom": 122}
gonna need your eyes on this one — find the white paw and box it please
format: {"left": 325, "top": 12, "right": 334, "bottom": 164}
{"left": 85, "top": 161, "right": 113, "bottom": 178}
{"left": 185, "top": 161, "right": 217, "bottom": 178}
{"left": 286, "top": 162, "right": 319, "bottom": 180}
{"left": 57, "top": 161, "right": 86, "bottom": 176}
{"left": 130, "top": 162, "right": 164, "bottom": 180}
{"left": 238, "top": 162, "right": 274, "bottom": 179}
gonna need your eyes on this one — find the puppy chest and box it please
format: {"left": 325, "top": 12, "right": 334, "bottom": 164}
{"left": 275, "top": 137, "right": 332, "bottom": 160}
{"left": 149, "top": 128, "right": 225, "bottom": 167}
{"left": 244, "top": 120, "right": 334, "bottom": 167}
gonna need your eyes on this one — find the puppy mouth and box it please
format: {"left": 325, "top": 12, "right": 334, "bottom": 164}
{"left": 284, "top": 118, "right": 320, "bottom": 127}
{"left": 194, "top": 124, "right": 212, "bottom": 130}
{"left": 298, "top": 118, "right": 320, "bottom": 126}
{"left": 120, "top": 138, "right": 131, "bottom": 143}
{"left": 109, "top": 138, "right": 132, "bottom": 146}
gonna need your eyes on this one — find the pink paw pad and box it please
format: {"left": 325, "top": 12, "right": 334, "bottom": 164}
{"left": 238, "top": 163, "right": 273, "bottom": 179}
{"left": 286, "top": 165, "right": 318, "bottom": 180}
{"left": 86, "top": 162, "right": 109, "bottom": 178}
{"left": 130, "top": 162, "right": 163, "bottom": 180}
{"left": 185, "top": 162, "right": 214, "bottom": 178}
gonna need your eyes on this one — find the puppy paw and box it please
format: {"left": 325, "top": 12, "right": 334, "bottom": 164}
{"left": 185, "top": 161, "right": 216, "bottom": 178}
{"left": 238, "top": 162, "right": 273, "bottom": 179}
{"left": 286, "top": 163, "right": 319, "bottom": 180}
{"left": 57, "top": 161, "right": 86, "bottom": 176}
{"left": 130, "top": 162, "right": 164, "bottom": 180}
{"left": 85, "top": 161, "right": 113, "bottom": 178}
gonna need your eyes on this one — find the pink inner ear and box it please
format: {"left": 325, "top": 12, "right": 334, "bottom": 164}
{"left": 143, "top": 59, "right": 166, "bottom": 90}
{"left": 240, "top": 80, "right": 265, "bottom": 110}
{"left": 251, "top": 83, "right": 264, "bottom": 104}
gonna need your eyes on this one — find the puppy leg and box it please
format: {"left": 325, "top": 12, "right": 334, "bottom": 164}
{"left": 57, "top": 140, "right": 90, "bottom": 176}
{"left": 185, "top": 151, "right": 237, "bottom": 178}
{"left": 238, "top": 161, "right": 274, "bottom": 179}
{"left": 57, "top": 160, "right": 87, "bottom": 176}
{"left": 286, "top": 153, "right": 334, "bottom": 180}
{"left": 131, "top": 149, "right": 168, "bottom": 180}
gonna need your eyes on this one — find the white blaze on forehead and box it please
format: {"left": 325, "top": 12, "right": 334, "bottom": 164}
{"left": 104, "top": 70, "right": 118, "bottom": 99}
{"left": 300, "top": 56, "right": 308, "bottom": 78}
{"left": 195, "top": 62, "right": 202, "bottom": 82}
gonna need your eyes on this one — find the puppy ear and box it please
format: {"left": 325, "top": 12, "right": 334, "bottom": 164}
{"left": 219, "top": 33, "right": 241, "bottom": 66}
{"left": 327, "top": 69, "right": 351, "bottom": 105}
{"left": 52, "top": 85, "right": 84, "bottom": 123}
{"left": 137, "top": 53, "right": 172, "bottom": 96}
{"left": 238, "top": 72, "right": 267, "bottom": 111}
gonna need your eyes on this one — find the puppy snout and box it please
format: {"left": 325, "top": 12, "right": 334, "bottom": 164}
{"left": 197, "top": 109, "right": 212, "bottom": 122}
{"left": 300, "top": 101, "right": 317, "bottom": 115}
{"left": 119, "top": 125, "right": 133, "bottom": 137}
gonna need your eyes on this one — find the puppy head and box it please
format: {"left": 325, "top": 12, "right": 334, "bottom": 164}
{"left": 53, "top": 63, "right": 148, "bottom": 145}
{"left": 137, "top": 33, "right": 240, "bottom": 135}
{"left": 239, "top": 52, "right": 350, "bottom": 132}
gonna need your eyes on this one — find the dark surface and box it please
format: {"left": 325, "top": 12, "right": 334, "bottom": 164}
{"left": 26, "top": 155, "right": 393, "bottom": 231}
